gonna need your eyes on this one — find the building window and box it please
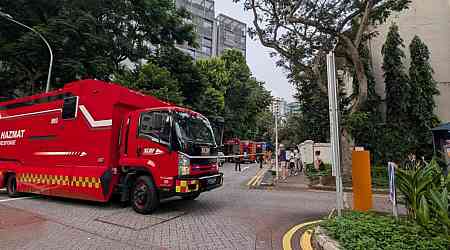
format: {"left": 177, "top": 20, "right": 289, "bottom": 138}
{"left": 202, "top": 37, "right": 212, "bottom": 47}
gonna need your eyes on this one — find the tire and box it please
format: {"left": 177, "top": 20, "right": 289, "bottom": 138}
{"left": 7, "top": 174, "right": 20, "bottom": 198}
{"left": 181, "top": 192, "right": 200, "bottom": 201}
{"left": 131, "top": 175, "right": 159, "bottom": 214}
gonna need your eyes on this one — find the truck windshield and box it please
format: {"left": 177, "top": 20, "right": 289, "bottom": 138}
{"left": 174, "top": 112, "right": 215, "bottom": 145}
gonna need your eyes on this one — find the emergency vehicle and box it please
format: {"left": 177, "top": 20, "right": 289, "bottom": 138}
{"left": 0, "top": 80, "right": 223, "bottom": 214}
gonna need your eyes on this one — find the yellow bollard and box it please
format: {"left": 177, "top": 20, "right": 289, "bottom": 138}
{"left": 352, "top": 150, "right": 373, "bottom": 211}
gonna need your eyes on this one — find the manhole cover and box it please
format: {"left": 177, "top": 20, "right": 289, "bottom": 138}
{"left": 95, "top": 209, "right": 186, "bottom": 231}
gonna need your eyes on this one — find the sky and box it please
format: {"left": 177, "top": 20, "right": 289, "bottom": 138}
{"left": 214, "top": 1, "right": 296, "bottom": 103}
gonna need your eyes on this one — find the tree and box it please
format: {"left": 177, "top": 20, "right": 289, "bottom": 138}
{"left": 0, "top": 0, "right": 195, "bottom": 96}
{"left": 152, "top": 46, "right": 207, "bottom": 110}
{"left": 113, "top": 62, "right": 184, "bottom": 105}
{"left": 408, "top": 36, "right": 440, "bottom": 157}
{"left": 381, "top": 23, "right": 412, "bottom": 161}
{"left": 238, "top": 0, "right": 411, "bottom": 177}
{"left": 382, "top": 23, "right": 410, "bottom": 125}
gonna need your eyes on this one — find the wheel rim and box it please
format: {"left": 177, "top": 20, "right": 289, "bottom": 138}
{"left": 133, "top": 181, "right": 148, "bottom": 210}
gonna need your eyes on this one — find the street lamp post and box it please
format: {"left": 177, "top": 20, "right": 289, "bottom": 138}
{"left": 0, "top": 10, "right": 53, "bottom": 93}
{"left": 273, "top": 98, "right": 280, "bottom": 182}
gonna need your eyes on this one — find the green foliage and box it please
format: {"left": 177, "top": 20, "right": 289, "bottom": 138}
{"left": 305, "top": 163, "right": 332, "bottom": 181}
{"left": 0, "top": 0, "right": 195, "bottom": 96}
{"left": 322, "top": 211, "right": 450, "bottom": 250}
{"left": 371, "top": 165, "right": 389, "bottom": 188}
{"left": 113, "top": 49, "right": 272, "bottom": 141}
{"left": 396, "top": 160, "right": 450, "bottom": 235}
{"left": 113, "top": 62, "right": 184, "bottom": 105}
{"left": 408, "top": 35, "right": 441, "bottom": 157}
{"left": 382, "top": 23, "right": 410, "bottom": 126}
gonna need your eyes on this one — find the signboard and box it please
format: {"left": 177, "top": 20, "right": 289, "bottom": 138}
{"left": 388, "top": 162, "right": 398, "bottom": 218}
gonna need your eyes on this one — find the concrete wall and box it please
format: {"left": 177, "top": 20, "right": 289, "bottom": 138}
{"left": 370, "top": 0, "right": 450, "bottom": 122}
{"left": 298, "top": 141, "right": 331, "bottom": 165}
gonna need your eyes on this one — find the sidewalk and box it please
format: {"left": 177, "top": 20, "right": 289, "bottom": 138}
{"left": 249, "top": 164, "right": 405, "bottom": 214}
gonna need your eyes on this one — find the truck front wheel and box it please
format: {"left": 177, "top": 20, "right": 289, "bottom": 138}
{"left": 7, "top": 174, "right": 20, "bottom": 198}
{"left": 131, "top": 175, "right": 159, "bottom": 214}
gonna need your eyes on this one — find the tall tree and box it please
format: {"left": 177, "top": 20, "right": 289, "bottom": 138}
{"left": 382, "top": 23, "right": 410, "bottom": 125}
{"left": 237, "top": 0, "right": 411, "bottom": 177}
{"left": 0, "top": 0, "right": 195, "bottom": 96}
{"left": 381, "top": 23, "right": 411, "bottom": 161}
{"left": 113, "top": 62, "right": 185, "bottom": 105}
{"left": 408, "top": 35, "right": 440, "bottom": 157}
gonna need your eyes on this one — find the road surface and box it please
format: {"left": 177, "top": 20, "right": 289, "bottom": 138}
{"left": 0, "top": 163, "right": 335, "bottom": 250}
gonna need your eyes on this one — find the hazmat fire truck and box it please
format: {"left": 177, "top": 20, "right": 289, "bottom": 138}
{"left": 0, "top": 80, "right": 223, "bottom": 214}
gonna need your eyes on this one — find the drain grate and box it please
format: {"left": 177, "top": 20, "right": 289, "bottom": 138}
{"left": 94, "top": 209, "right": 186, "bottom": 231}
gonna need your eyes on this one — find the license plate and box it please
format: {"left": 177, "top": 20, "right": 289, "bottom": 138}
{"left": 206, "top": 177, "right": 217, "bottom": 185}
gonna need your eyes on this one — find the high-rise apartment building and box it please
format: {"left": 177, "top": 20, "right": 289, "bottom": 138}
{"left": 175, "top": 0, "right": 247, "bottom": 60}
{"left": 216, "top": 14, "right": 247, "bottom": 57}
{"left": 175, "top": 0, "right": 216, "bottom": 60}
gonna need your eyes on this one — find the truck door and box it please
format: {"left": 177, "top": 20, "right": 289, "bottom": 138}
{"left": 131, "top": 111, "right": 177, "bottom": 186}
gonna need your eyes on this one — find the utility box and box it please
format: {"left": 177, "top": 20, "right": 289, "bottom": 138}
{"left": 352, "top": 150, "right": 373, "bottom": 212}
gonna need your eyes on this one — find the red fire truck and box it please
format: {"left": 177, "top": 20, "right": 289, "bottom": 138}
{"left": 0, "top": 80, "right": 223, "bottom": 214}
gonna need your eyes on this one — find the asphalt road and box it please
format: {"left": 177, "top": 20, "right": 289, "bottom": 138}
{"left": 0, "top": 163, "right": 336, "bottom": 250}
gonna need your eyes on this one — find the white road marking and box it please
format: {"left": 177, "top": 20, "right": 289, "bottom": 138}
{"left": 242, "top": 166, "right": 250, "bottom": 171}
{"left": 0, "top": 197, "right": 33, "bottom": 203}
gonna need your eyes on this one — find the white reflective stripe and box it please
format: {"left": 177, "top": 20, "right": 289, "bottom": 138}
{"left": 79, "top": 105, "right": 112, "bottom": 127}
{"left": 0, "top": 109, "right": 61, "bottom": 120}
{"left": 34, "top": 151, "right": 88, "bottom": 156}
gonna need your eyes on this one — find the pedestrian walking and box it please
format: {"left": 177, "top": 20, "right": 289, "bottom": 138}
{"left": 288, "top": 149, "right": 296, "bottom": 176}
{"left": 235, "top": 155, "right": 241, "bottom": 172}
{"left": 259, "top": 154, "right": 263, "bottom": 169}
{"left": 280, "top": 147, "right": 288, "bottom": 181}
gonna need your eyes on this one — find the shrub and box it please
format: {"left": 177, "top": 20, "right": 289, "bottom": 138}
{"left": 321, "top": 211, "right": 450, "bottom": 250}
{"left": 396, "top": 159, "right": 450, "bottom": 235}
{"left": 305, "top": 163, "right": 332, "bottom": 181}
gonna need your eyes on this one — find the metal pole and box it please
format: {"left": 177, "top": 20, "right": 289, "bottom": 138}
{"left": 0, "top": 11, "right": 53, "bottom": 92}
{"left": 327, "top": 51, "right": 344, "bottom": 216}
{"left": 275, "top": 100, "right": 279, "bottom": 181}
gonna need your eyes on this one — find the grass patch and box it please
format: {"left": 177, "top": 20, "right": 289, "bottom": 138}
{"left": 321, "top": 211, "right": 450, "bottom": 250}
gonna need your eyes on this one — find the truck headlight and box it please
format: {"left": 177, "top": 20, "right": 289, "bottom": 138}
{"left": 178, "top": 154, "right": 190, "bottom": 176}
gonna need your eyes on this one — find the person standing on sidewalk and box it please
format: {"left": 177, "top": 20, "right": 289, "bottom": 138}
{"left": 259, "top": 154, "right": 263, "bottom": 169}
{"left": 295, "top": 149, "right": 304, "bottom": 173}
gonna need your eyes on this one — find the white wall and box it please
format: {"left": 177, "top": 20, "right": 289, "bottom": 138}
{"left": 298, "top": 141, "right": 331, "bottom": 165}
{"left": 370, "top": 0, "right": 450, "bottom": 122}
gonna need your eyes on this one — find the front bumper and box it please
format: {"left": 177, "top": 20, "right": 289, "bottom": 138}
{"left": 175, "top": 173, "right": 223, "bottom": 194}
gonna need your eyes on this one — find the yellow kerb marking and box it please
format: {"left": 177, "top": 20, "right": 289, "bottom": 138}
{"left": 282, "top": 220, "right": 321, "bottom": 250}
{"left": 300, "top": 229, "right": 313, "bottom": 250}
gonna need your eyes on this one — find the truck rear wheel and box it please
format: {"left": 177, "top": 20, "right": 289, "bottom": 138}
{"left": 131, "top": 175, "right": 159, "bottom": 214}
{"left": 7, "top": 174, "right": 20, "bottom": 198}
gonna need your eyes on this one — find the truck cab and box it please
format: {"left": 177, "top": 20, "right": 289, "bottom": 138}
{"left": 118, "top": 107, "right": 223, "bottom": 213}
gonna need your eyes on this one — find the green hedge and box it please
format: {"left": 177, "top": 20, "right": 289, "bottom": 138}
{"left": 305, "top": 163, "right": 332, "bottom": 181}
{"left": 321, "top": 211, "right": 450, "bottom": 250}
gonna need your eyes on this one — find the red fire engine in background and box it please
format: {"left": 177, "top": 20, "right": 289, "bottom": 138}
{"left": 223, "top": 139, "right": 257, "bottom": 163}
{"left": 0, "top": 80, "right": 223, "bottom": 214}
